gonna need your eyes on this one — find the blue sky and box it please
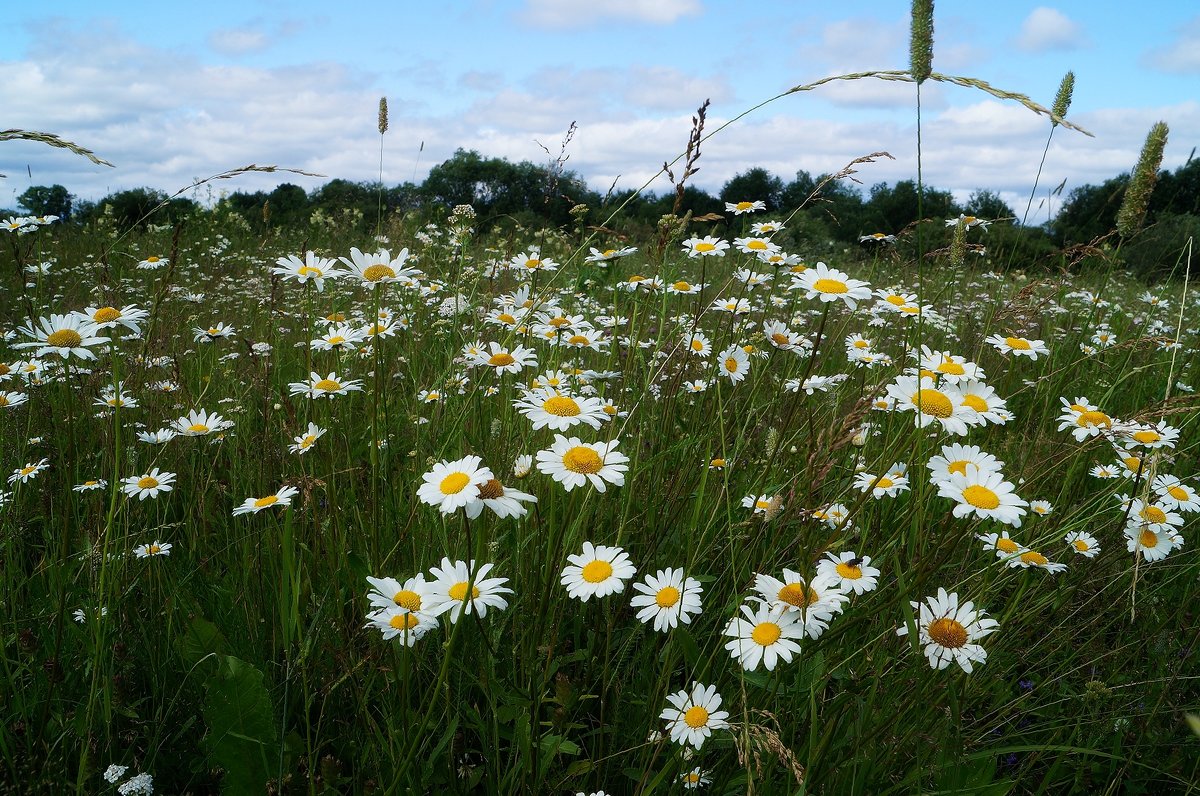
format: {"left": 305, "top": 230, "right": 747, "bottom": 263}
{"left": 2, "top": 1, "right": 1198, "bottom": 214}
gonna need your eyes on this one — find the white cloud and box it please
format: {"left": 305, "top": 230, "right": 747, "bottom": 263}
{"left": 1014, "top": 7, "right": 1084, "bottom": 53}
{"left": 208, "top": 28, "right": 269, "bottom": 56}
{"left": 1143, "top": 16, "right": 1200, "bottom": 74}
{"left": 519, "top": 0, "right": 701, "bottom": 29}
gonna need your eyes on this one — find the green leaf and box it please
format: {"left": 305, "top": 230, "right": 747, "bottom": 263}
{"left": 180, "top": 616, "right": 227, "bottom": 669}
{"left": 1187, "top": 714, "right": 1200, "bottom": 738}
{"left": 202, "top": 655, "right": 280, "bottom": 795}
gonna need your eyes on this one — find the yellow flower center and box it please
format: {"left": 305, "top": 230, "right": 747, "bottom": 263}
{"left": 812, "top": 278, "right": 848, "bottom": 294}
{"left": 542, "top": 396, "right": 581, "bottom": 417}
{"left": 746, "top": 239, "right": 768, "bottom": 250}
{"left": 147, "top": 545, "right": 161, "bottom": 554}
{"left": 1076, "top": 411, "right": 1111, "bottom": 428}
{"left": 189, "top": 423, "right": 210, "bottom": 434}
{"left": 914, "top": 389, "right": 953, "bottom": 418}
{"left": 327, "top": 335, "right": 346, "bottom": 345}
{"left": 254, "top": 495, "right": 279, "bottom": 508}
{"left": 1005, "top": 336, "right": 1031, "bottom": 350}
{"left": 314, "top": 379, "right": 341, "bottom": 391}
{"left": 326, "top": 312, "right": 346, "bottom": 322}
{"left": 497, "top": 312, "right": 516, "bottom": 325}
{"left": 673, "top": 281, "right": 692, "bottom": 291}
{"left": 735, "top": 201, "right": 754, "bottom": 211}
{"left": 655, "top": 586, "right": 681, "bottom": 607}
{"left": 683, "top": 706, "right": 710, "bottom": 728}
{"left": 771, "top": 333, "right": 790, "bottom": 346}
{"left": 777, "top": 583, "right": 818, "bottom": 608}
{"left": 566, "top": 334, "right": 590, "bottom": 346}
{"left": 835, "top": 562, "right": 862, "bottom": 579}
{"left": 724, "top": 357, "right": 739, "bottom": 373}
{"left": 362, "top": 264, "right": 395, "bottom": 281}
{"left": 1072, "top": 539, "right": 1090, "bottom": 552}
{"left": 1132, "top": 430, "right": 1160, "bottom": 444}
{"left": 393, "top": 590, "right": 422, "bottom": 612}
{"left": 389, "top": 613, "right": 420, "bottom": 630}
{"left": 448, "top": 581, "right": 480, "bottom": 601}
{"left": 928, "top": 617, "right": 968, "bottom": 648}
{"left": 525, "top": 259, "right": 541, "bottom": 269}
{"left": 47, "top": 329, "right": 83, "bottom": 348}
{"left": 549, "top": 316, "right": 570, "bottom": 327}
{"left": 19, "top": 466, "right": 36, "bottom": 476}
{"left": 1123, "top": 456, "right": 1143, "bottom": 473}
{"left": 300, "top": 435, "right": 316, "bottom": 447}
{"left": 961, "top": 394, "right": 988, "bottom": 413}
{"left": 0, "top": 396, "right": 7, "bottom": 407}
{"left": 962, "top": 485, "right": 1000, "bottom": 510}
{"left": 0, "top": 363, "right": 9, "bottom": 377}
{"left": 937, "top": 359, "right": 965, "bottom": 376}
{"left": 137, "top": 476, "right": 159, "bottom": 489}
{"left": 1138, "top": 529, "right": 1158, "bottom": 548}
{"left": 1167, "top": 486, "right": 1189, "bottom": 501}
{"left": 885, "top": 295, "right": 906, "bottom": 306}
{"left": 581, "top": 560, "right": 614, "bottom": 583}
{"left": 439, "top": 472, "right": 471, "bottom": 495}
{"left": 93, "top": 307, "right": 122, "bottom": 323}
{"left": 874, "top": 477, "right": 894, "bottom": 489}
{"left": 690, "top": 339, "right": 705, "bottom": 352}
{"left": 751, "top": 622, "right": 782, "bottom": 646}
{"left": 694, "top": 243, "right": 716, "bottom": 253}
{"left": 602, "top": 249, "right": 616, "bottom": 257}
{"left": 488, "top": 353, "right": 515, "bottom": 367}
{"left": 1020, "top": 550, "right": 1048, "bottom": 566}
{"left": 1141, "top": 506, "right": 1167, "bottom": 524}
{"left": 299, "top": 265, "right": 322, "bottom": 277}
{"left": 710, "top": 458, "right": 725, "bottom": 468}
{"left": 563, "top": 446, "right": 603, "bottom": 474}
{"left": 84, "top": 480, "right": 98, "bottom": 486}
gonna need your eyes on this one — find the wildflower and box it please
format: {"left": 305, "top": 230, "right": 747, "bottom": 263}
{"left": 170, "top": 408, "right": 233, "bottom": 437}
{"left": 364, "top": 606, "right": 437, "bottom": 645}
{"left": 751, "top": 220, "right": 784, "bottom": 235}
{"left": 475, "top": 342, "right": 537, "bottom": 375}
{"left": 684, "top": 331, "right": 711, "bottom": 357}
{"left": 134, "top": 541, "right": 173, "bottom": 558}
{"left": 1152, "top": 475, "right": 1200, "bottom": 512}
{"left": 681, "top": 769, "right": 712, "bottom": 789}
{"left": 791, "top": 262, "right": 872, "bottom": 310}
{"left": 103, "top": 765, "right": 129, "bottom": 784}
{"left": 509, "top": 249, "right": 558, "bottom": 272}
{"left": 137, "top": 429, "right": 177, "bottom": 445}
{"left": 667, "top": 279, "right": 703, "bottom": 294}
{"left": 630, "top": 568, "right": 703, "bottom": 632}
{"left": 717, "top": 345, "right": 750, "bottom": 383}
{"left": 726, "top": 199, "right": 765, "bottom": 214}
{"left": 938, "top": 465, "right": 1028, "bottom": 527}
{"left": 273, "top": 251, "right": 342, "bottom": 291}
{"left": 311, "top": 324, "right": 367, "bottom": 352}
{"left": 660, "top": 682, "right": 730, "bottom": 749}
{"left": 416, "top": 456, "right": 493, "bottom": 514}
{"left": 958, "top": 381, "right": 1009, "bottom": 427}
{"left": 1008, "top": 549, "right": 1068, "bottom": 573}
{"left": 288, "top": 423, "right": 327, "bottom": 455}
{"left": 232, "top": 485, "right": 299, "bottom": 516}
{"left": 887, "top": 375, "right": 974, "bottom": 436}
{"left": 1125, "top": 525, "right": 1179, "bottom": 562}
{"left": 424, "top": 558, "right": 512, "bottom": 623}
{"left": 513, "top": 454, "right": 533, "bottom": 478}
{"left": 945, "top": 214, "right": 992, "bottom": 231}
{"left": 513, "top": 389, "right": 609, "bottom": 431}
{"left": 73, "top": 479, "right": 108, "bottom": 492}
{"left": 340, "top": 247, "right": 420, "bottom": 286}
{"left": 986, "top": 334, "right": 1049, "bottom": 360}
{"left": 742, "top": 494, "right": 783, "bottom": 516}
{"left": 1116, "top": 421, "right": 1179, "bottom": 450}
{"left": 897, "top": 588, "right": 998, "bottom": 672}
{"left": 560, "top": 542, "right": 636, "bottom": 601}
{"left": 853, "top": 470, "right": 909, "bottom": 499}
{"left": 79, "top": 305, "right": 149, "bottom": 334}
{"left": 16, "top": 314, "right": 108, "bottom": 360}
{"left": 1064, "top": 531, "right": 1100, "bottom": 558}
{"left": 585, "top": 245, "right": 637, "bottom": 263}
{"left": 288, "top": 371, "right": 364, "bottom": 399}
{"left": 8, "top": 458, "right": 49, "bottom": 485}
{"left": 752, "top": 570, "right": 848, "bottom": 639}
{"left": 859, "top": 232, "right": 897, "bottom": 243}
{"left": 117, "top": 772, "right": 154, "bottom": 796}
{"left": 536, "top": 434, "right": 629, "bottom": 492}
{"left": 682, "top": 236, "right": 729, "bottom": 258}
{"left": 0, "top": 390, "right": 28, "bottom": 408}
{"left": 137, "top": 254, "right": 168, "bottom": 269}
{"left": 464, "top": 477, "right": 537, "bottom": 519}
{"left": 815, "top": 551, "right": 880, "bottom": 595}
{"left": 732, "top": 236, "right": 780, "bottom": 256}
{"left": 193, "top": 322, "right": 236, "bottom": 343}
{"left": 723, "top": 601, "right": 804, "bottom": 671}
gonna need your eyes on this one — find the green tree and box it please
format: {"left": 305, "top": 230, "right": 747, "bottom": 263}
{"left": 965, "top": 189, "right": 1015, "bottom": 221}
{"left": 719, "top": 167, "right": 785, "bottom": 211}
{"left": 18, "top": 184, "right": 73, "bottom": 219}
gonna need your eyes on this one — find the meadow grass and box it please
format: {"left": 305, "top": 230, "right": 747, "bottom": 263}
{"left": 2, "top": 18, "right": 1199, "bottom": 795}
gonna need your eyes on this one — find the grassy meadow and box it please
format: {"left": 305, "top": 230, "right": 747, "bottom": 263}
{"left": 3, "top": 18, "right": 1200, "bottom": 796}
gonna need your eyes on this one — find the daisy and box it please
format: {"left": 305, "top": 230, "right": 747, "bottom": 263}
{"left": 513, "top": 389, "right": 609, "bottom": 431}
{"left": 513, "top": 454, "right": 533, "bottom": 478}
{"left": 762, "top": 320, "right": 806, "bottom": 351}
{"left": 815, "top": 552, "right": 880, "bottom": 595}
{"left": 684, "top": 331, "right": 711, "bottom": 357}
{"left": 986, "top": 334, "right": 1049, "bottom": 360}
{"left": 1116, "top": 421, "right": 1179, "bottom": 450}
{"left": 937, "top": 465, "right": 1028, "bottom": 527}
{"left": 339, "top": 247, "right": 420, "bottom": 287}
{"left": 78, "top": 305, "right": 149, "bottom": 334}
{"left": 723, "top": 601, "right": 804, "bottom": 671}
{"left": 630, "top": 568, "right": 703, "bottom": 632}
{"left": 681, "top": 768, "right": 712, "bottom": 790}
{"left": 364, "top": 606, "right": 438, "bottom": 645}
{"left": 1057, "top": 402, "right": 1114, "bottom": 442}
{"left": 536, "top": 434, "right": 629, "bottom": 492}
{"left": 751, "top": 220, "right": 784, "bottom": 235}
{"left": 137, "top": 429, "right": 177, "bottom": 445}
{"left": 232, "top": 485, "right": 299, "bottom": 515}
{"left": 710, "top": 297, "right": 752, "bottom": 315}
{"left": 1152, "top": 475, "right": 1200, "bottom": 512}
{"left": 170, "top": 408, "right": 233, "bottom": 437}
{"left": 957, "top": 381, "right": 1009, "bottom": 427}
{"left": 366, "top": 574, "right": 435, "bottom": 615}
{"left": 464, "top": 477, "right": 537, "bottom": 519}
{"left": 424, "top": 558, "right": 512, "bottom": 623}
{"left": 1008, "top": 549, "right": 1068, "bottom": 573}
{"left": 15, "top": 314, "right": 108, "bottom": 360}
{"left": 859, "top": 232, "right": 897, "bottom": 243}
{"left": 134, "top": 541, "right": 172, "bottom": 558}
{"left": 753, "top": 570, "right": 848, "bottom": 639}
{"left": 508, "top": 249, "right": 558, "bottom": 273}
{"left": 1064, "top": 530, "right": 1100, "bottom": 558}
{"left": 311, "top": 324, "right": 367, "bottom": 352}
{"left": 1126, "top": 499, "right": 1183, "bottom": 533}
{"left": 667, "top": 279, "right": 703, "bottom": 295}
{"left": 887, "top": 375, "right": 974, "bottom": 436}
{"left": 584, "top": 245, "right": 637, "bottom": 263}
{"left": 1028, "top": 500, "right": 1053, "bottom": 517}
{"left": 811, "top": 502, "right": 852, "bottom": 530}
{"left": 0, "top": 391, "right": 29, "bottom": 409}
{"left": 560, "top": 542, "right": 636, "bottom": 601}
{"left": 741, "top": 494, "right": 783, "bottom": 516}
{"left": 73, "top": 479, "right": 108, "bottom": 492}
{"left": 288, "top": 371, "right": 364, "bottom": 399}
{"left": 717, "top": 345, "right": 749, "bottom": 384}
{"left": 137, "top": 255, "right": 168, "bottom": 269}
{"left": 95, "top": 386, "right": 138, "bottom": 411}
{"left": 790, "top": 262, "right": 872, "bottom": 310}
{"left": 8, "top": 458, "right": 49, "bottom": 485}
{"left": 475, "top": 342, "right": 537, "bottom": 375}
{"left": 681, "top": 236, "right": 729, "bottom": 258}
{"left": 1125, "top": 525, "right": 1179, "bottom": 562}
{"left": 897, "top": 588, "right": 998, "bottom": 673}
{"left": 288, "top": 423, "right": 327, "bottom": 455}
{"left": 732, "top": 236, "right": 780, "bottom": 256}
{"left": 916, "top": 346, "right": 985, "bottom": 385}
{"left": 416, "top": 456, "right": 493, "bottom": 514}
{"left": 273, "top": 251, "right": 342, "bottom": 291}
{"left": 660, "top": 682, "right": 730, "bottom": 749}
{"left": 122, "top": 469, "right": 176, "bottom": 500}
{"left": 726, "top": 200, "right": 765, "bottom": 214}
{"left": 193, "top": 322, "right": 236, "bottom": 343}
{"left": 853, "top": 470, "right": 909, "bottom": 499}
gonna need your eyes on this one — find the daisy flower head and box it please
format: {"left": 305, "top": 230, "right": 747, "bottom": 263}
{"left": 137, "top": 254, "right": 168, "bottom": 269}
{"left": 1056, "top": 401, "right": 1114, "bottom": 442}
{"left": 742, "top": 494, "right": 783, "bottom": 516}
{"left": 464, "top": 477, "right": 537, "bottom": 519}
{"left": 853, "top": 470, "right": 909, "bottom": 499}
{"left": 122, "top": 468, "right": 176, "bottom": 500}
{"left": 416, "top": 455, "right": 493, "bottom": 514}
{"left": 288, "top": 422, "right": 327, "bottom": 455}
{"left": 560, "top": 542, "right": 636, "bottom": 601}
{"left": 897, "top": 589, "right": 998, "bottom": 673}
{"left": 476, "top": 342, "right": 537, "bottom": 375}
{"left": 1008, "top": 549, "right": 1068, "bottom": 573}
{"left": 732, "top": 236, "right": 780, "bottom": 256}
{"left": 425, "top": 558, "right": 512, "bottom": 623}
{"left": 366, "top": 573, "right": 436, "bottom": 617}
{"left": 790, "top": 262, "right": 872, "bottom": 310}
{"left": 513, "top": 454, "right": 533, "bottom": 478}
{"left": 1064, "top": 530, "right": 1100, "bottom": 558}
{"left": 815, "top": 551, "right": 880, "bottom": 595}
{"left": 1029, "top": 500, "right": 1053, "bottom": 517}
{"left": 667, "top": 278, "right": 703, "bottom": 294}
{"left": 273, "top": 251, "right": 342, "bottom": 292}
{"left": 508, "top": 248, "right": 558, "bottom": 273}
{"left": 513, "top": 388, "right": 609, "bottom": 431}
{"left": 73, "top": 478, "right": 107, "bottom": 492}
{"left": 311, "top": 324, "right": 367, "bottom": 352}
{"left": 288, "top": 371, "right": 364, "bottom": 399}
{"left": 681, "top": 768, "right": 712, "bottom": 790}
{"left": 630, "top": 568, "right": 703, "bottom": 632}
{"left": 170, "top": 408, "right": 234, "bottom": 437}
{"left": 339, "top": 246, "right": 419, "bottom": 287}
{"left": 1116, "top": 421, "right": 1179, "bottom": 450}
{"left": 726, "top": 199, "right": 766, "bottom": 215}
{"left": 660, "top": 682, "right": 730, "bottom": 749}
{"left": 78, "top": 304, "right": 149, "bottom": 333}
{"left": 887, "top": 375, "right": 974, "bottom": 436}
{"left": 937, "top": 464, "right": 1028, "bottom": 527}
{"left": 916, "top": 346, "right": 986, "bottom": 385}
{"left": 682, "top": 235, "right": 729, "bottom": 258}
{"left": 0, "top": 391, "right": 27, "bottom": 409}
{"left": 751, "top": 219, "right": 784, "bottom": 235}
{"left": 137, "top": 429, "right": 177, "bottom": 445}
{"left": 364, "top": 606, "right": 438, "bottom": 645}
{"left": 684, "top": 331, "right": 711, "bottom": 357}
{"left": 753, "top": 569, "right": 848, "bottom": 639}
{"left": 584, "top": 245, "right": 637, "bottom": 264}
{"left": 986, "top": 334, "right": 1049, "bottom": 360}
{"left": 859, "top": 232, "right": 897, "bottom": 244}
{"left": 1125, "top": 525, "right": 1179, "bottom": 562}
{"left": 1126, "top": 499, "right": 1183, "bottom": 533}
{"left": 16, "top": 314, "right": 108, "bottom": 360}
{"left": 956, "top": 381, "right": 1009, "bottom": 427}
{"left": 134, "top": 540, "right": 172, "bottom": 558}
{"left": 717, "top": 345, "right": 750, "bottom": 384}
{"left": 232, "top": 485, "right": 299, "bottom": 516}
{"left": 536, "top": 434, "right": 629, "bottom": 492}
{"left": 193, "top": 322, "right": 236, "bottom": 343}
{"left": 8, "top": 458, "right": 49, "bottom": 485}
{"left": 723, "top": 601, "right": 804, "bottom": 671}
{"left": 1152, "top": 475, "right": 1200, "bottom": 512}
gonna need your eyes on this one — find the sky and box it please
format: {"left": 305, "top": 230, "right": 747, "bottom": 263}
{"left": 2, "top": 0, "right": 1198, "bottom": 218}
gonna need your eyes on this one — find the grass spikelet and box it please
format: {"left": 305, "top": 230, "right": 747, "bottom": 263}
{"left": 1052, "top": 71, "right": 1075, "bottom": 125}
{"left": 909, "top": 0, "right": 934, "bottom": 84}
{"left": 1117, "top": 121, "right": 1169, "bottom": 239}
